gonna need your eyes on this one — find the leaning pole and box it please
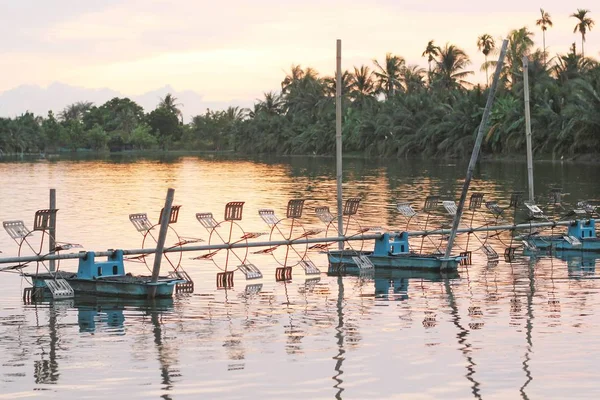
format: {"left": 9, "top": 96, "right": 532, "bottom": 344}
{"left": 442, "top": 39, "right": 509, "bottom": 268}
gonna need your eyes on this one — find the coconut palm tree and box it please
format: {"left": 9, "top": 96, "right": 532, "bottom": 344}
{"left": 373, "top": 53, "right": 405, "bottom": 98}
{"left": 571, "top": 9, "right": 594, "bottom": 58}
{"left": 433, "top": 44, "right": 473, "bottom": 90}
{"left": 552, "top": 42, "right": 593, "bottom": 83}
{"left": 422, "top": 40, "right": 440, "bottom": 84}
{"left": 159, "top": 93, "right": 183, "bottom": 122}
{"left": 349, "top": 65, "right": 376, "bottom": 102}
{"left": 477, "top": 34, "right": 495, "bottom": 84}
{"left": 536, "top": 9, "right": 553, "bottom": 65}
{"left": 402, "top": 65, "right": 427, "bottom": 94}
{"left": 59, "top": 101, "right": 93, "bottom": 122}
{"left": 281, "top": 65, "right": 319, "bottom": 94}
{"left": 323, "top": 70, "right": 353, "bottom": 98}
{"left": 256, "top": 91, "right": 284, "bottom": 116}
{"left": 508, "top": 27, "right": 536, "bottom": 88}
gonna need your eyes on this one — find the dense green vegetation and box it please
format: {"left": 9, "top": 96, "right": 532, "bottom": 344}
{"left": 1, "top": 18, "right": 599, "bottom": 159}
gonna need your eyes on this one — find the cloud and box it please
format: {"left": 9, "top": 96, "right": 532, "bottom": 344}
{"left": 0, "top": 0, "right": 598, "bottom": 109}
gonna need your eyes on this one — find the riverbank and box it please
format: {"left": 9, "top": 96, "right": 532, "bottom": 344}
{"left": 2, "top": 149, "right": 600, "bottom": 164}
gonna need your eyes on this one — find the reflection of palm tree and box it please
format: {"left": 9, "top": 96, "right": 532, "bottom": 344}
{"left": 536, "top": 9, "right": 553, "bottom": 65}
{"left": 477, "top": 34, "right": 495, "bottom": 85}
{"left": 570, "top": 9, "right": 594, "bottom": 58}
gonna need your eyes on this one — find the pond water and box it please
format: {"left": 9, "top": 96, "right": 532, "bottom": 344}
{"left": 0, "top": 154, "right": 599, "bottom": 399}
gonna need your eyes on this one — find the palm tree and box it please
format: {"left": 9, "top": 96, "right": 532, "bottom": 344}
{"left": 401, "top": 65, "right": 427, "bottom": 94}
{"left": 349, "top": 65, "right": 376, "bottom": 101}
{"left": 59, "top": 101, "right": 93, "bottom": 122}
{"left": 159, "top": 93, "right": 183, "bottom": 122}
{"left": 422, "top": 40, "right": 440, "bottom": 83}
{"left": 505, "top": 27, "right": 535, "bottom": 87}
{"left": 477, "top": 34, "right": 495, "bottom": 84}
{"left": 571, "top": 9, "right": 594, "bottom": 58}
{"left": 256, "top": 91, "right": 284, "bottom": 116}
{"left": 536, "top": 9, "right": 553, "bottom": 65}
{"left": 373, "top": 53, "right": 405, "bottom": 98}
{"left": 323, "top": 70, "right": 353, "bottom": 98}
{"left": 281, "top": 65, "right": 318, "bottom": 94}
{"left": 434, "top": 44, "right": 473, "bottom": 90}
{"left": 552, "top": 42, "right": 592, "bottom": 83}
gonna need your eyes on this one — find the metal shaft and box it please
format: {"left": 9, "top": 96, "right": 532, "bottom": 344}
{"left": 0, "top": 218, "right": 586, "bottom": 266}
{"left": 335, "top": 39, "right": 344, "bottom": 250}
{"left": 442, "top": 39, "right": 508, "bottom": 268}
{"left": 408, "top": 219, "right": 577, "bottom": 236}
{"left": 523, "top": 56, "right": 535, "bottom": 202}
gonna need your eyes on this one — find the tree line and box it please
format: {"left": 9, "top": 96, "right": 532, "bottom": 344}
{"left": 1, "top": 12, "right": 598, "bottom": 159}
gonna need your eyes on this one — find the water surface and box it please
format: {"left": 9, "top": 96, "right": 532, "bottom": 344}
{"left": 0, "top": 155, "right": 599, "bottom": 399}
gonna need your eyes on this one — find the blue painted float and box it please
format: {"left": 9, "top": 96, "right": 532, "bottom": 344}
{"left": 327, "top": 232, "right": 463, "bottom": 271}
{"left": 26, "top": 250, "right": 184, "bottom": 298}
{"left": 523, "top": 219, "right": 600, "bottom": 252}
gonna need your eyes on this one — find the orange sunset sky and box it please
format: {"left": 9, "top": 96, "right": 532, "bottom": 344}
{"left": 1, "top": 0, "right": 598, "bottom": 104}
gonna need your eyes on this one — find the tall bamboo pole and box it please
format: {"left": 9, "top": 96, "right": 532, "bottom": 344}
{"left": 523, "top": 56, "right": 535, "bottom": 202}
{"left": 336, "top": 39, "right": 344, "bottom": 250}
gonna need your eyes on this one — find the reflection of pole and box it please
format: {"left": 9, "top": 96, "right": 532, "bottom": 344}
{"left": 443, "top": 39, "right": 508, "bottom": 267}
{"left": 443, "top": 278, "right": 482, "bottom": 400}
{"left": 523, "top": 56, "right": 535, "bottom": 203}
{"left": 35, "top": 303, "right": 60, "bottom": 384}
{"left": 332, "top": 275, "right": 345, "bottom": 399}
{"left": 150, "top": 188, "right": 175, "bottom": 298}
{"left": 335, "top": 39, "right": 344, "bottom": 250}
{"left": 151, "top": 308, "right": 173, "bottom": 394}
{"left": 520, "top": 257, "right": 536, "bottom": 399}
{"left": 49, "top": 189, "right": 56, "bottom": 272}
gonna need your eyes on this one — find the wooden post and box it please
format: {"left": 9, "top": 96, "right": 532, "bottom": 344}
{"left": 442, "top": 39, "right": 508, "bottom": 268}
{"left": 149, "top": 188, "right": 175, "bottom": 298}
{"left": 336, "top": 39, "right": 344, "bottom": 250}
{"left": 49, "top": 189, "right": 56, "bottom": 272}
{"left": 523, "top": 56, "right": 535, "bottom": 203}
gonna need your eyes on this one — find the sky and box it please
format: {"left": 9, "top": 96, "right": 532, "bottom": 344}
{"left": 1, "top": 0, "right": 599, "bottom": 107}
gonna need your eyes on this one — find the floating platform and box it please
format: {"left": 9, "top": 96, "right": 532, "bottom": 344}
{"left": 326, "top": 232, "right": 462, "bottom": 271}
{"left": 26, "top": 250, "right": 184, "bottom": 299}
{"left": 523, "top": 219, "right": 600, "bottom": 252}
{"left": 327, "top": 249, "right": 462, "bottom": 270}
{"left": 26, "top": 271, "right": 181, "bottom": 298}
